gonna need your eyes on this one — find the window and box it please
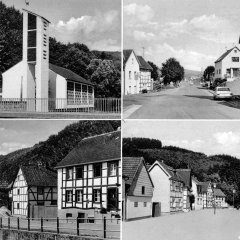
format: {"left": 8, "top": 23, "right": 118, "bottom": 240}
{"left": 132, "top": 58, "right": 134, "bottom": 64}
{"left": 17, "top": 189, "right": 20, "bottom": 195}
{"left": 17, "top": 203, "right": 19, "bottom": 209}
{"left": 37, "top": 187, "right": 44, "bottom": 195}
{"left": 144, "top": 202, "right": 147, "bottom": 207}
{"left": 108, "top": 162, "right": 117, "bottom": 176}
{"left": 93, "top": 164, "right": 102, "bottom": 178}
{"left": 76, "top": 190, "right": 83, "bottom": 203}
{"left": 142, "top": 186, "right": 145, "bottom": 195}
{"left": 66, "top": 168, "right": 73, "bottom": 180}
{"left": 37, "top": 200, "right": 44, "bottom": 206}
{"left": 76, "top": 167, "right": 84, "bottom": 179}
{"left": 66, "top": 190, "right": 73, "bottom": 203}
{"left": 129, "top": 71, "right": 131, "bottom": 79}
{"left": 28, "top": 13, "right": 37, "bottom": 30}
{"left": 232, "top": 57, "right": 239, "bottom": 62}
{"left": 134, "top": 202, "right": 138, "bottom": 207}
{"left": 93, "top": 189, "right": 101, "bottom": 203}
{"left": 134, "top": 72, "right": 138, "bottom": 80}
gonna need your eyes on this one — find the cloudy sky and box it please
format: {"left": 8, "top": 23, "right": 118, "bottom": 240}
{"left": 2, "top": 0, "right": 121, "bottom": 51}
{"left": 124, "top": 0, "right": 240, "bottom": 71}
{"left": 123, "top": 120, "right": 240, "bottom": 158}
{"left": 0, "top": 120, "right": 78, "bottom": 155}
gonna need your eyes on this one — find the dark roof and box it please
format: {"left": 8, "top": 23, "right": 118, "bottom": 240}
{"left": 200, "top": 182, "right": 211, "bottom": 193}
{"left": 49, "top": 63, "right": 94, "bottom": 86}
{"left": 137, "top": 56, "right": 153, "bottom": 71}
{"left": 176, "top": 169, "right": 192, "bottom": 188}
{"left": 123, "top": 157, "right": 153, "bottom": 195}
{"left": 123, "top": 49, "right": 133, "bottom": 64}
{"left": 215, "top": 47, "right": 240, "bottom": 63}
{"left": 21, "top": 165, "right": 57, "bottom": 187}
{"left": 56, "top": 131, "right": 121, "bottom": 168}
{"left": 213, "top": 188, "right": 225, "bottom": 197}
{"left": 22, "top": 9, "right": 51, "bottom": 23}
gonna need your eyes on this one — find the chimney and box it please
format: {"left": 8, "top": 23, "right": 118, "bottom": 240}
{"left": 22, "top": 9, "right": 50, "bottom": 112}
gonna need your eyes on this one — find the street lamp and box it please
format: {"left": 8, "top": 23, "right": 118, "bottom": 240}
{"left": 233, "top": 189, "right": 236, "bottom": 208}
{"left": 213, "top": 183, "right": 217, "bottom": 215}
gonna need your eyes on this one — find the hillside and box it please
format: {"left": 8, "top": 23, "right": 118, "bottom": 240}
{"left": 0, "top": 2, "right": 120, "bottom": 97}
{"left": 123, "top": 137, "right": 240, "bottom": 205}
{"left": 185, "top": 69, "right": 202, "bottom": 79}
{"left": 0, "top": 121, "right": 120, "bottom": 186}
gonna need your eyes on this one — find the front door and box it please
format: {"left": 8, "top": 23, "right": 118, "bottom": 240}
{"left": 107, "top": 188, "right": 118, "bottom": 211}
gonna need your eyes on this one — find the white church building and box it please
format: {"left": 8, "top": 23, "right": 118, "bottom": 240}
{"left": 2, "top": 9, "right": 94, "bottom": 112}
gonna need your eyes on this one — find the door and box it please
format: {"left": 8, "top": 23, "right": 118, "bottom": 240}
{"left": 107, "top": 188, "right": 118, "bottom": 211}
{"left": 78, "top": 212, "right": 85, "bottom": 223}
{"left": 152, "top": 202, "right": 161, "bottom": 217}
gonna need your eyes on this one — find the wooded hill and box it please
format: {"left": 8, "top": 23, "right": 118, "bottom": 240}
{"left": 0, "top": 121, "right": 120, "bottom": 187}
{"left": 123, "top": 137, "right": 240, "bottom": 205}
{"left": 0, "top": 2, "right": 120, "bottom": 97}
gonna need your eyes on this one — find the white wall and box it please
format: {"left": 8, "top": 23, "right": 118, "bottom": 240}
{"left": 124, "top": 51, "right": 140, "bottom": 95}
{"left": 149, "top": 164, "right": 170, "bottom": 213}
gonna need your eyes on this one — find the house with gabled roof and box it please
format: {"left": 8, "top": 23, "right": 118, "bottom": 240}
{"left": 56, "top": 130, "right": 121, "bottom": 220}
{"left": 122, "top": 157, "right": 154, "bottom": 220}
{"left": 123, "top": 49, "right": 153, "bottom": 95}
{"left": 11, "top": 165, "right": 57, "bottom": 218}
{"left": 200, "top": 181, "right": 213, "bottom": 208}
{"left": 213, "top": 188, "right": 227, "bottom": 208}
{"left": 192, "top": 176, "right": 204, "bottom": 210}
{"left": 214, "top": 46, "right": 240, "bottom": 81}
{"left": 148, "top": 161, "right": 184, "bottom": 214}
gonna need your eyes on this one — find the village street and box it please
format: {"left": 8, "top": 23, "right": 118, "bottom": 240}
{"left": 123, "top": 209, "right": 240, "bottom": 240}
{"left": 123, "top": 82, "right": 240, "bottom": 119}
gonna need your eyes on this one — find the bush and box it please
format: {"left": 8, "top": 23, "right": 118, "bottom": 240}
{"left": 142, "top": 89, "right": 148, "bottom": 94}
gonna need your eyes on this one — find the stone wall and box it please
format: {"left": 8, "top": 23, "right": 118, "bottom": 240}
{"left": 0, "top": 229, "right": 103, "bottom": 240}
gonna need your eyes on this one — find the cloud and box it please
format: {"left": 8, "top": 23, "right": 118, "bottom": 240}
{"left": 214, "top": 132, "right": 240, "bottom": 146}
{"left": 51, "top": 10, "right": 120, "bottom": 50}
{"left": 133, "top": 30, "right": 155, "bottom": 41}
{"left": 1, "top": 142, "right": 30, "bottom": 153}
{"left": 87, "top": 38, "right": 120, "bottom": 51}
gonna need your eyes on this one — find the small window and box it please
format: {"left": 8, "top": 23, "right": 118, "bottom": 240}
{"left": 232, "top": 57, "right": 239, "bottom": 62}
{"left": 17, "top": 203, "right": 20, "bottom": 209}
{"left": 93, "top": 189, "right": 101, "bottom": 203}
{"left": 37, "top": 187, "right": 44, "bottom": 195}
{"left": 66, "top": 168, "right": 73, "bottom": 180}
{"left": 76, "top": 167, "right": 84, "bottom": 179}
{"left": 76, "top": 190, "right": 83, "bottom": 203}
{"left": 66, "top": 190, "right": 73, "bottom": 203}
{"left": 144, "top": 202, "right": 147, "bottom": 207}
{"left": 142, "top": 186, "right": 145, "bottom": 195}
{"left": 93, "top": 164, "right": 102, "bottom": 178}
{"left": 108, "top": 162, "right": 117, "bottom": 176}
{"left": 17, "top": 189, "right": 20, "bottom": 195}
{"left": 37, "top": 201, "right": 44, "bottom": 206}
{"left": 134, "top": 202, "right": 138, "bottom": 207}
{"left": 129, "top": 71, "right": 131, "bottom": 79}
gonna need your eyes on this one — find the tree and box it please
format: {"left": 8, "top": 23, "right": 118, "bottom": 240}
{"left": 203, "top": 66, "right": 215, "bottom": 84}
{"left": 148, "top": 61, "right": 161, "bottom": 81}
{"left": 161, "top": 58, "right": 184, "bottom": 85}
{"left": 88, "top": 60, "right": 121, "bottom": 98}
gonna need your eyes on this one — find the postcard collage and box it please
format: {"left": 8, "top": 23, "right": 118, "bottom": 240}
{"left": 0, "top": 0, "right": 240, "bottom": 240}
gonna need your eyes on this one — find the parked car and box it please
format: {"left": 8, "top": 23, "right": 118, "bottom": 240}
{"left": 142, "top": 89, "right": 148, "bottom": 94}
{"left": 213, "top": 87, "right": 233, "bottom": 100}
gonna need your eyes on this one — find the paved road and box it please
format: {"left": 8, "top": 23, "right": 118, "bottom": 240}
{"left": 123, "top": 83, "right": 240, "bottom": 119}
{"left": 123, "top": 209, "right": 240, "bottom": 240}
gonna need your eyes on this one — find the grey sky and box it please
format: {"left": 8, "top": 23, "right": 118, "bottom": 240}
{"left": 123, "top": 120, "right": 240, "bottom": 158}
{"left": 2, "top": 0, "right": 121, "bottom": 51}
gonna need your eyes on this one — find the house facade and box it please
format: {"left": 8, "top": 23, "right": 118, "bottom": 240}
{"left": 56, "top": 131, "right": 121, "bottom": 220}
{"left": 122, "top": 157, "right": 154, "bottom": 220}
{"left": 201, "top": 182, "right": 213, "bottom": 208}
{"left": 213, "top": 188, "right": 227, "bottom": 208}
{"left": 123, "top": 49, "right": 153, "bottom": 95}
{"left": 148, "top": 161, "right": 184, "bottom": 214}
{"left": 11, "top": 165, "right": 57, "bottom": 218}
{"left": 214, "top": 46, "right": 240, "bottom": 81}
{"left": 192, "top": 177, "right": 203, "bottom": 210}
{"left": 2, "top": 9, "right": 94, "bottom": 112}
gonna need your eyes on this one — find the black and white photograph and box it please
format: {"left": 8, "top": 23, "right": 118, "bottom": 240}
{"left": 0, "top": 0, "right": 121, "bottom": 119}
{"left": 0, "top": 120, "right": 121, "bottom": 239}
{"left": 123, "top": 0, "right": 240, "bottom": 119}
{"left": 122, "top": 120, "right": 240, "bottom": 240}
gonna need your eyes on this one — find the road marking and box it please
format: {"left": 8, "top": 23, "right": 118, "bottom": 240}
{"left": 124, "top": 105, "right": 142, "bottom": 118}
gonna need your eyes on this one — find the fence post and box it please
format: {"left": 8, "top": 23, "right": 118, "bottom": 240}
{"left": 77, "top": 218, "right": 79, "bottom": 236}
{"left": 8, "top": 217, "right": 10, "bottom": 229}
{"left": 28, "top": 218, "right": 30, "bottom": 231}
{"left": 41, "top": 217, "right": 43, "bottom": 232}
{"left": 103, "top": 217, "right": 106, "bottom": 239}
{"left": 17, "top": 217, "right": 19, "bottom": 230}
{"left": 57, "top": 217, "right": 59, "bottom": 234}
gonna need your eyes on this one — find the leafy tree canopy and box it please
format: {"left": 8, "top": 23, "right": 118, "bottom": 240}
{"left": 148, "top": 61, "right": 161, "bottom": 81}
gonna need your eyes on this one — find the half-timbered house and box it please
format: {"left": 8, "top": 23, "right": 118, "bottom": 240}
{"left": 148, "top": 161, "right": 184, "bottom": 214}
{"left": 56, "top": 130, "right": 121, "bottom": 220}
{"left": 201, "top": 182, "right": 213, "bottom": 208}
{"left": 11, "top": 165, "right": 57, "bottom": 218}
{"left": 192, "top": 177, "right": 203, "bottom": 210}
{"left": 213, "top": 188, "right": 227, "bottom": 208}
{"left": 122, "top": 157, "right": 154, "bottom": 220}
